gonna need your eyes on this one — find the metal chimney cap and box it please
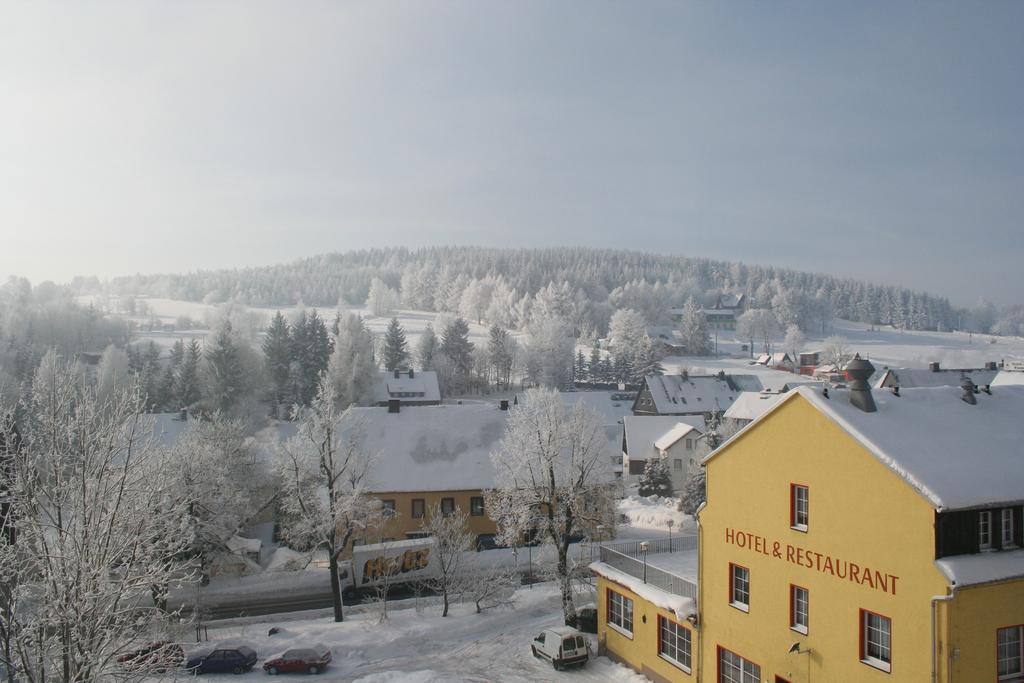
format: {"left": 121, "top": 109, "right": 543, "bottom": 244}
{"left": 844, "top": 353, "right": 875, "bottom": 381}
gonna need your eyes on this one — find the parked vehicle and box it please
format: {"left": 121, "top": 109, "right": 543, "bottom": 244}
{"left": 576, "top": 605, "right": 598, "bottom": 634}
{"left": 263, "top": 644, "right": 332, "bottom": 675}
{"left": 337, "top": 538, "right": 437, "bottom": 598}
{"left": 531, "top": 627, "right": 589, "bottom": 670}
{"left": 186, "top": 645, "right": 258, "bottom": 675}
{"left": 117, "top": 641, "right": 184, "bottom": 672}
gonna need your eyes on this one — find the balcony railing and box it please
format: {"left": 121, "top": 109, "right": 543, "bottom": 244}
{"left": 597, "top": 537, "right": 698, "bottom": 601}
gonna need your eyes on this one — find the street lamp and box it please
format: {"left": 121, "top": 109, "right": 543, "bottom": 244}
{"left": 667, "top": 519, "right": 674, "bottom": 552}
{"left": 640, "top": 541, "right": 649, "bottom": 583}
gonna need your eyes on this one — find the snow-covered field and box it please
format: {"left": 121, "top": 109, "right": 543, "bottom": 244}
{"left": 616, "top": 495, "right": 692, "bottom": 533}
{"left": 153, "top": 584, "right": 647, "bottom": 682}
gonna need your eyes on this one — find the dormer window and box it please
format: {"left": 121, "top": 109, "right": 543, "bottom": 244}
{"left": 980, "top": 510, "right": 993, "bottom": 550}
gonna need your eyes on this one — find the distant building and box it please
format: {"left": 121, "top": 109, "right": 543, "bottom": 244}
{"left": 755, "top": 351, "right": 795, "bottom": 371}
{"left": 621, "top": 415, "right": 705, "bottom": 491}
{"left": 556, "top": 391, "right": 637, "bottom": 480}
{"left": 669, "top": 293, "right": 747, "bottom": 331}
{"left": 373, "top": 369, "right": 441, "bottom": 407}
{"left": 631, "top": 372, "right": 763, "bottom": 418}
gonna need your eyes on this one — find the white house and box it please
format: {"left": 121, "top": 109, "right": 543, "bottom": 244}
{"left": 622, "top": 415, "right": 705, "bottom": 492}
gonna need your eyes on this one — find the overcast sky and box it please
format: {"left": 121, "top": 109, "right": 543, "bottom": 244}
{"left": 1, "top": 2, "right": 1021, "bottom": 305}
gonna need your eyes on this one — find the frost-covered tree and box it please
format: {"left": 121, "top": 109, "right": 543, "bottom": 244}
{"left": 638, "top": 457, "right": 674, "bottom": 498}
{"left": 679, "top": 465, "right": 706, "bottom": 516}
{"left": 382, "top": 317, "right": 409, "bottom": 371}
{"left": 440, "top": 318, "right": 474, "bottom": 393}
{"left": 587, "top": 346, "right": 602, "bottom": 384}
{"left": 204, "top": 319, "right": 247, "bottom": 413}
{"left": 487, "top": 325, "right": 515, "bottom": 388}
{"left": 821, "top": 336, "right": 853, "bottom": 370}
{"left": 459, "top": 279, "right": 491, "bottom": 325}
{"left": 176, "top": 339, "right": 203, "bottom": 409}
{"left": 783, "top": 324, "right": 806, "bottom": 363}
{"left": 366, "top": 277, "right": 398, "bottom": 317}
{"left": 276, "top": 384, "right": 382, "bottom": 622}
{"left": 0, "top": 355, "right": 192, "bottom": 682}
{"left": 326, "top": 313, "right": 377, "bottom": 408}
{"left": 486, "top": 388, "right": 615, "bottom": 626}
{"left": 416, "top": 323, "right": 438, "bottom": 371}
{"left": 418, "top": 503, "right": 474, "bottom": 617}
{"left": 263, "top": 311, "right": 292, "bottom": 406}
{"left": 678, "top": 297, "right": 711, "bottom": 356}
{"left": 95, "top": 343, "right": 131, "bottom": 406}
{"left": 522, "top": 316, "right": 574, "bottom": 389}
{"left": 632, "top": 333, "right": 664, "bottom": 383}
{"left": 737, "top": 308, "right": 780, "bottom": 356}
{"left": 158, "top": 339, "right": 185, "bottom": 411}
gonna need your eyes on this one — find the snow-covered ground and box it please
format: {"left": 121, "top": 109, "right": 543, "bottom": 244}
{"left": 665, "top": 318, "right": 1024, "bottom": 374}
{"left": 153, "top": 584, "right": 648, "bottom": 682}
{"left": 616, "top": 495, "right": 692, "bottom": 534}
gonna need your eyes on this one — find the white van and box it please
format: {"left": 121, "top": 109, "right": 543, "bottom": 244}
{"left": 530, "top": 627, "right": 589, "bottom": 670}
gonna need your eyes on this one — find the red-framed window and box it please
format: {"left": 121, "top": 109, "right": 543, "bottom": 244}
{"left": 790, "top": 483, "right": 809, "bottom": 531}
{"left": 657, "top": 615, "right": 692, "bottom": 673}
{"left": 789, "top": 584, "right": 809, "bottom": 634}
{"left": 729, "top": 563, "right": 750, "bottom": 612}
{"left": 717, "top": 645, "right": 761, "bottom": 683}
{"left": 998, "top": 624, "right": 1023, "bottom": 680}
{"left": 859, "top": 608, "right": 892, "bottom": 673}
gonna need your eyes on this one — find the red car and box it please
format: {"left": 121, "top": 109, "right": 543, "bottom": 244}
{"left": 262, "top": 644, "right": 331, "bottom": 675}
{"left": 117, "top": 641, "right": 185, "bottom": 673}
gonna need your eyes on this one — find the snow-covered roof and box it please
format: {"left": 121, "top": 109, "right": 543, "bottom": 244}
{"left": 873, "top": 367, "right": 998, "bottom": 390}
{"left": 654, "top": 422, "right": 700, "bottom": 452}
{"left": 756, "top": 352, "right": 792, "bottom": 366}
{"left": 558, "top": 391, "right": 635, "bottom": 427}
{"left": 936, "top": 548, "right": 1024, "bottom": 588}
{"left": 991, "top": 371, "right": 1024, "bottom": 387}
{"left": 623, "top": 415, "right": 704, "bottom": 461}
{"left": 347, "top": 404, "right": 508, "bottom": 493}
{"left": 590, "top": 549, "right": 698, "bottom": 619}
{"left": 226, "top": 535, "right": 262, "bottom": 554}
{"left": 717, "top": 385, "right": 1024, "bottom": 511}
{"left": 723, "top": 391, "right": 787, "bottom": 422}
{"left": 640, "top": 374, "right": 749, "bottom": 415}
{"left": 373, "top": 370, "right": 440, "bottom": 403}
{"left": 141, "top": 412, "right": 190, "bottom": 448}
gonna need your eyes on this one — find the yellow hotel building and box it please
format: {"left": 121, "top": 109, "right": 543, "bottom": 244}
{"left": 593, "top": 357, "right": 1024, "bottom": 682}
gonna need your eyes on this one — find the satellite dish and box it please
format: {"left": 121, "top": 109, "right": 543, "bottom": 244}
{"left": 788, "top": 642, "right": 801, "bottom": 654}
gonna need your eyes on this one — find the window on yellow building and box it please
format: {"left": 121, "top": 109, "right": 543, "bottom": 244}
{"left": 470, "top": 496, "right": 485, "bottom": 516}
{"left": 718, "top": 646, "right": 760, "bottom": 683}
{"left": 790, "top": 585, "right": 808, "bottom": 635}
{"left": 658, "top": 616, "right": 691, "bottom": 672}
{"left": 998, "top": 625, "right": 1023, "bottom": 679}
{"left": 381, "top": 499, "right": 396, "bottom": 517}
{"left": 860, "top": 609, "right": 892, "bottom": 673}
{"left": 980, "top": 510, "right": 993, "bottom": 550}
{"left": 441, "top": 497, "right": 455, "bottom": 516}
{"left": 1002, "top": 509, "right": 1015, "bottom": 548}
{"left": 729, "top": 563, "right": 750, "bottom": 612}
{"left": 790, "top": 484, "right": 808, "bottom": 531}
{"left": 411, "top": 498, "right": 425, "bottom": 519}
{"left": 607, "top": 589, "right": 633, "bottom": 637}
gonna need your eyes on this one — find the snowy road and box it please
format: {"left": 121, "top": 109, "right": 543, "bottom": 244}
{"left": 154, "top": 585, "right": 647, "bottom": 683}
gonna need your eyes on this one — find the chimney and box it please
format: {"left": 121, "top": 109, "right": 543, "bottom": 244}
{"left": 845, "top": 354, "right": 877, "bottom": 413}
{"left": 409, "top": 368, "right": 414, "bottom": 379}
{"left": 394, "top": 369, "right": 400, "bottom": 379}
{"left": 985, "top": 361, "right": 997, "bottom": 371}
{"left": 499, "top": 399, "right": 509, "bottom": 411}
{"left": 179, "top": 408, "right": 188, "bottom": 422}
{"left": 960, "top": 377, "right": 977, "bottom": 405}
{"left": 929, "top": 362, "right": 941, "bottom": 372}
{"left": 388, "top": 399, "right": 400, "bottom": 413}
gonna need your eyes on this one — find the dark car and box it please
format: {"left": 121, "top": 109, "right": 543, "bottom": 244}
{"left": 262, "top": 644, "right": 332, "bottom": 675}
{"left": 117, "top": 641, "right": 184, "bottom": 672}
{"left": 186, "top": 645, "right": 258, "bottom": 675}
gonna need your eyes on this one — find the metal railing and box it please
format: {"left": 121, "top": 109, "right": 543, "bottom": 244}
{"left": 599, "top": 535, "right": 697, "bottom": 557}
{"left": 597, "top": 543, "right": 698, "bottom": 600}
